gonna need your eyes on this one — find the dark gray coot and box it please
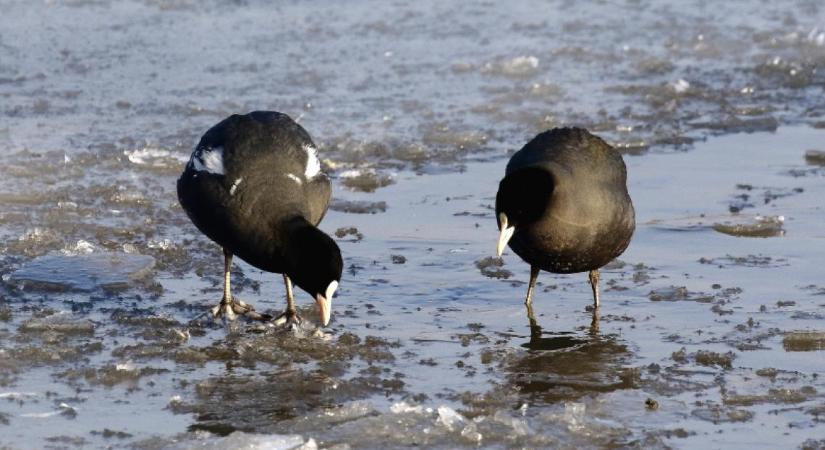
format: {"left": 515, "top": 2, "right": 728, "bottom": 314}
{"left": 177, "top": 111, "right": 342, "bottom": 327}
{"left": 495, "top": 128, "right": 635, "bottom": 328}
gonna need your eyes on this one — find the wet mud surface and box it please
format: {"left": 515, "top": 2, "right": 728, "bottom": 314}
{"left": 1, "top": 127, "right": 823, "bottom": 449}
{"left": 1, "top": 1, "right": 825, "bottom": 449}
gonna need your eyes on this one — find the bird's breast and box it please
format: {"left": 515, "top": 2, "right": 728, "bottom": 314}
{"left": 509, "top": 187, "right": 634, "bottom": 273}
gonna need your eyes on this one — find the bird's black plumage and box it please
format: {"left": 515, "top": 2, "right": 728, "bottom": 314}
{"left": 177, "top": 111, "right": 342, "bottom": 326}
{"left": 495, "top": 128, "right": 635, "bottom": 329}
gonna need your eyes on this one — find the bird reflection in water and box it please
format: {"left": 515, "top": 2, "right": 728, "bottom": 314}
{"left": 526, "top": 301, "right": 601, "bottom": 339}
{"left": 509, "top": 320, "right": 633, "bottom": 403}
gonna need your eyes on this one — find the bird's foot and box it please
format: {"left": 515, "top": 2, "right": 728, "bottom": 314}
{"left": 210, "top": 297, "right": 268, "bottom": 321}
{"left": 271, "top": 309, "right": 302, "bottom": 330}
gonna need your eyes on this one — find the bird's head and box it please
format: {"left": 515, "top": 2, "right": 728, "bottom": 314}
{"left": 494, "top": 167, "right": 555, "bottom": 257}
{"left": 284, "top": 219, "right": 343, "bottom": 326}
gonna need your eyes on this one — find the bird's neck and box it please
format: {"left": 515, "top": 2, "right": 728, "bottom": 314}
{"left": 279, "top": 216, "right": 320, "bottom": 268}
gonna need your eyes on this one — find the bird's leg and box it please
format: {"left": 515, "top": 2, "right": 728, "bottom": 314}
{"left": 525, "top": 265, "right": 541, "bottom": 334}
{"left": 272, "top": 274, "right": 302, "bottom": 328}
{"left": 588, "top": 269, "right": 601, "bottom": 309}
{"left": 588, "top": 269, "right": 601, "bottom": 332}
{"left": 210, "top": 249, "right": 258, "bottom": 320}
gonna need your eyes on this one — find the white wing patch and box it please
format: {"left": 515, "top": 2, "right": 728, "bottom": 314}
{"left": 286, "top": 173, "right": 303, "bottom": 184}
{"left": 303, "top": 144, "right": 321, "bottom": 178}
{"left": 229, "top": 177, "right": 243, "bottom": 195}
{"left": 191, "top": 146, "right": 225, "bottom": 175}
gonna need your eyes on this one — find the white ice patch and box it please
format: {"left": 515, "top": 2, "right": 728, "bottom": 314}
{"left": 390, "top": 401, "right": 429, "bottom": 415}
{"left": 21, "top": 410, "right": 61, "bottom": 419}
{"left": 147, "top": 238, "right": 173, "bottom": 250}
{"left": 21, "top": 403, "right": 75, "bottom": 418}
{"left": 542, "top": 402, "right": 587, "bottom": 433}
{"left": 0, "top": 392, "right": 39, "bottom": 400}
{"left": 481, "top": 55, "right": 539, "bottom": 77}
{"left": 303, "top": 144, "right": 321, "bottom": 178}
{"left": 338, "top": 168, "right": 370, "bottom": 178}
{"left": 670, "top": 78, "right": 690, "bottom": 93}
{"left": 229, "top": 177, "right": 243, "bottom": 195}
{"left": 286, "top": 173, "right": 302, "bottom": 184}
{"left": 115, "top": 362, "right": 136, "bottom": 372}
{"left": 437, "top": 405, "right": 466, "bottom": 431}
{"left": 61, "top": 240, "right": 96, "bottom": 255}
{"left": 186, "top": 432, "right": 315, "bottom": 450}
{"left": 808, "top": 28, "right": 825, "bottom": 46}
{"left": 125, "top": 147, "right": 188, "bottom": 167}
{"left": 192, "top": 146, "right": 225, "bottom": 175}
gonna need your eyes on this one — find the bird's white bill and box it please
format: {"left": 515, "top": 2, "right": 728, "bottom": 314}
{"left": 496, "top": 225, "right": 515, "bottom": 257}
{"left": 315, "top": 280, "right": 338, "bottom": 326}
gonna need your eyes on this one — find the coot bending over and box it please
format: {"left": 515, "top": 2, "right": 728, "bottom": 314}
{"left": 177, "top": 111, "right": 342, "bottom": 327}
{"left": 495, "top": 128, "right": 634, "bottom": 328}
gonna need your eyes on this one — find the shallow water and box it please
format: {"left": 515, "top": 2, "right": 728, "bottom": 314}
{"left": 1, "top": 1, "right": 825, "bottom": 449}
{"left": 2, "top": 126, "right": 824, "bottom": 449}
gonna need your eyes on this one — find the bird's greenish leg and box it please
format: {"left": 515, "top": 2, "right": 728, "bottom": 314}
{"left": 588, "top": 269, "right": 600, "bottom": 309}
{"left": 525, "top": 265, "right": 541, "bottom": 334}
{"left": 210, "top": 248, "right": 260, "bottom": 321}
{"left": 273, "top": 274, "right": 302, "bottom": 328}
{"left": 588, "top": 269, "right": 601, "bottom": 333}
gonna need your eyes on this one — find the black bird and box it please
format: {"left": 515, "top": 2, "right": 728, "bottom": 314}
{"left": 177, "top": 111, "right": 343, "bottom": 327}
{"left": 495, "top": 128, "right": 634, "bottom": 328}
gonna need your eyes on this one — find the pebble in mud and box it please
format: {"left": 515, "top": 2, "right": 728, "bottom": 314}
{"left": 19, "top": 314, "right": 95, "bottom": 335}
{"left": 58, "top": 364, "right": 170, "bottom": 387}
{"left": 691, "top": 405, "right": 754, "bottom": 423}
{"left": 694, "top": 350, "right": 736, "bottom": 370}
{"left": 698, "top": 254, "right": 788, "bottom": 268}
{"left": 329, "top": 199, "right": 388, "bottom": 214}
{"left": 335, "top": 226, "right": 364, "bottom": 241}
{"left": 671, "top": 348, "right": 735, "bottom": 370}
{"left": 723, "top": 386, "right": 818, "bottom": 406}
{"left": 474, "top": 257, "right": 512, "bottom": 279}
{"left": 648, "top": 214, "right": 786, "bottom": 238}
{"left": 801, "top": 439, "right": 825, "bottom": 450}
{"left": 647, "top": 286, "right": 713, "bottom": 303}
{"left": 712, "top": 215, "right": 785, "bottom": 238}
{"left": 339, "top": 169, "right": 395, "bottom": 192}
{"left": 782, "top": 331, "right": 825, "bottom": 352}
{"left": 90, "top": 429, "right": 134, "bottom": 439}
{"left": 728, "top": 184, "right": 803, "bottom": 213}
{"left": 804, "top": 150, "right": 825, "bottom": 165}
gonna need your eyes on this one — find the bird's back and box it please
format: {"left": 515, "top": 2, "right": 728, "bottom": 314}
{"left": 506, "top": 128, "right": 627, "bottom": 184}
{"left": 177, "top": 111, "right": 331, "bottom": 271}
{"left": 189, "top": 112, "right": 308, "bottom": 186}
